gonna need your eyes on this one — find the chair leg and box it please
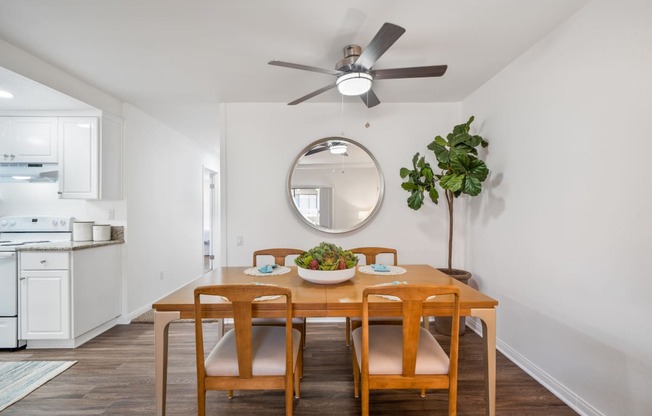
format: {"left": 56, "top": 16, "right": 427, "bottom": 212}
{"left": 345, "top": 317, "right": 351, "bottom": 346}
{"left": 361, "top": 377, "right": 369, "bottom": 416}
{"left": 286, "top": 377, "right": 293, "bottom": 416}
{"left": 420, "top": 388, "right": 426, "bottom": 397}
{"left": 294, "top": 352, "right": 302, "bottom": 398}
{"left": 197, "top": 389, "right": 206, "bottom": 416}
{"left": 302, "top": 318, "right": 307, "bottom": 349}
{"left": 448, "top": 379, "right": 458, "bottom": 415}
{"left": 227, "top": 390, "right": 233, "bottom": 399}
{"left": 352, "top": 345, "right": 360, "bottom": 398}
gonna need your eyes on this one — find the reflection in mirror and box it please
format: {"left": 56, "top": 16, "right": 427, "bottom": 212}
{"left": 288, "top": 137, "right": 384, "bottom": 233}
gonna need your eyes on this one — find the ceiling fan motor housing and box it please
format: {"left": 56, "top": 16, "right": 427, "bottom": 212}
{"left": 336, "top": 44, "right": 365, "bottom": 72}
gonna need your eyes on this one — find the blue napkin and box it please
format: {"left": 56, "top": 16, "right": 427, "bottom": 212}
{"left": 371, "top": 264, "right": 389, "bottom": 272}
{"left": 258, "top": 264, "right": 277, "bottom": 273}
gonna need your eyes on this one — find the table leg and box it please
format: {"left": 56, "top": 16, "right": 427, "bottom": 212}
{"left": 470, "top": 308, "right": 496, "bottom": 416}
{"left": 155, "top": 310, "right": 180, "bottom": 416}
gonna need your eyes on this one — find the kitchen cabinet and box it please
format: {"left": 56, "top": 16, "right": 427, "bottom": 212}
{"left": 19, "top": 252, "right": 71, "bottom": 340}
{"left": 58, "top": 115, "right": 122, "bottom": 200}
{"left": 0, "top": 116, "right": 58, "bottom": 163}
{"left": 19, "top": 245, "right": 121, "bottom": 347}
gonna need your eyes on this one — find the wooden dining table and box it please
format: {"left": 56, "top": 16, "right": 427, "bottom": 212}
{"left": 152, "top": 264, "right": 498, "bottom": 416}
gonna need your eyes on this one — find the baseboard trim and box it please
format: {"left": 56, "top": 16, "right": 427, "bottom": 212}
{"left": 465, "top": 317, "right": 604, "bottom": 416}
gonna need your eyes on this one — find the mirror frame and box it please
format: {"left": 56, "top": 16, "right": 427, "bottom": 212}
{"left": 287, "top": 137, "right": 385, "bottom": 234}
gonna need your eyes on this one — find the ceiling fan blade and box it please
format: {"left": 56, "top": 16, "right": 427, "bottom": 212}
{"left": 360, "top": 88, "right": 381, "bottom": 108}
{"left": 288, "top": 83, "right": 337, "bottom": 105}
{"left": 371, "top": 65, "right": 448, "bottom": 80}
{"left": 305, "top": 145, "right": 329, "bottom": 156}
{"left": 269, "top": 60, "right": 343, "bottom": 76}
{"left": 355, "top": 23, "right": 406, "bottom": 69}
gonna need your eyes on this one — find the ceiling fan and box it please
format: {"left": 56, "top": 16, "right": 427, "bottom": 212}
{"left": 269, "top": 22, "right": 447, "bottom": 108}
{"left": 305, "top": 141, "right": 348, "bottom": 156}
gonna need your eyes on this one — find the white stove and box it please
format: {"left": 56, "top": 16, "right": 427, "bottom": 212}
{"left": 0, "top": 216, "right": 73, "bottom": 349}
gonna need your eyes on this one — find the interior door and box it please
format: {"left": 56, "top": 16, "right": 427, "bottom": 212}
{"left": 203, "top": 168, "right": 217, "bottom": 272}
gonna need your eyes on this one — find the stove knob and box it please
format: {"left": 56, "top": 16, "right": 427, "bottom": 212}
{"left": 9, "top": 219, "right": 15, "bottom": 226}
{"left": 60, "top": 219, "right": 67, "bottom": 227}
{"left": 52, "top": 219, "right": 58, "bottom": 227}
{"left": 0, "top": 220, "right": 6, "bottom": 227}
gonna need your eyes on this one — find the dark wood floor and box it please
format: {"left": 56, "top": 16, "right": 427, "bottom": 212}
{"left": 0, "top": 321, "right": 577, "bottom": 415}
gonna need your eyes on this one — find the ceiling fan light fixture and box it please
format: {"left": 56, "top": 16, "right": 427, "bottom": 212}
{"left": 329, "top": 143, "right": 347, "bottom": 154}
{"left": 336, "top": 72, "right": 372, "bottom": 96}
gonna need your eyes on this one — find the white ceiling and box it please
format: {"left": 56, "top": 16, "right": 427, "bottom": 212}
{"left": 0, "top": 0, "right": 588, "bottom": 151}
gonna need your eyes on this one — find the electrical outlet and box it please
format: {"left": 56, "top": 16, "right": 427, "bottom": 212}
{"left": 236, "top": 235, "right": 244, "bottom": 246}
{"left": 108, "top": 209, "right": 116, "bottom": 220}
{"left": 159, "top": 271, "right": 165, "bottom": 280}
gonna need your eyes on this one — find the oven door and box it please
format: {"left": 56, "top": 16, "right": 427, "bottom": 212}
{"left": 0, "top": 252, "right": 17, "bottom": 316}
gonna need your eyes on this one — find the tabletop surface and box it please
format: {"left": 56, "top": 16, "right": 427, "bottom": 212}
{"left": 153, "top": 265, "right": 498, "bottom": 318}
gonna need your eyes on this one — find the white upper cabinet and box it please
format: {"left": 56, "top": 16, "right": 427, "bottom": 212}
{"left": 58, "top": 115, "right": 122, "bottom": 200}
{"left": 0, "top": 117, "right": 58, "bottom": 163}
{"left": 58, "top": 117, "right": 99, "bottom": 199}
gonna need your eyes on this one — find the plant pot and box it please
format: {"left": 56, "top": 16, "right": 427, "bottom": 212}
{"left": 434, "top": 268, "right": 472, "bottom": 336}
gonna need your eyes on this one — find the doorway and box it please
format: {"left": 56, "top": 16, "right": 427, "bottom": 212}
{"left": 203, "top": 168, "right": 217, "bottom": 272}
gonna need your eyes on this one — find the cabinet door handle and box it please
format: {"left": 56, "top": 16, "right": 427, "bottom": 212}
{"left": 40, "top": 260, "right": 47, "bottom": 264}
{"left": 20, "top": 277, "right": 26, "bottom": 280}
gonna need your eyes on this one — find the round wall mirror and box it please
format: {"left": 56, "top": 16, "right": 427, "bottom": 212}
{"left": 287, "top": 137, "right": 384, "bottom": 233}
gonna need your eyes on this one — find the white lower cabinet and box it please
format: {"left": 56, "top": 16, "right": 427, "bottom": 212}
{"left": 19, "top": 245, "right": 121, "bottom": 347}
{"left": 19, "top": 252, "right": 71, "bottom": 339}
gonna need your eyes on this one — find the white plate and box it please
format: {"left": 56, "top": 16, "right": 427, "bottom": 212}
{"left": 297, "top": 267, "right": 355, "bottom": 284}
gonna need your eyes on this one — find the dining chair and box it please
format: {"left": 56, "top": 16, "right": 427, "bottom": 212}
{"left": 351, "top": 284, "right": 461, "bottom": 416}
{"left": 194, "top": 284, "right": 302, "bottom": 416}
{"left": 252, "top": 248, "right": 307, "bottom": 375}
{"left": 346, "top": 247, "right": 399, "bottom": 346}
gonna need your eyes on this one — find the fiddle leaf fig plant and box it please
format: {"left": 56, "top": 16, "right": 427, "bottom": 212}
{"left": 400, "top": 116, "right": 489, "bottom": 273}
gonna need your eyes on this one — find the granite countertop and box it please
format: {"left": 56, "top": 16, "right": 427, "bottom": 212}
{"left": 16, "top": 226, "right": 125, "bottom": 252}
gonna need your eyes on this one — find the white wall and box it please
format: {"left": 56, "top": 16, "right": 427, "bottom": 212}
{"left": 122, "top": 104, "right": 218, "bottom": 313}
{"left": 223, "top": 102, "right": 462, "bottom": 267}
{"left": 462, "top": 1, "right": 652, "bottom": 415}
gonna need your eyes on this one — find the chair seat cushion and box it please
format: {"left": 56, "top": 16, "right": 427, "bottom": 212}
{"left": 205, "top": 326, "right": 301, "bottom": 376}
{"left": 352, "top": 325, "right": 449, "bottom": 375}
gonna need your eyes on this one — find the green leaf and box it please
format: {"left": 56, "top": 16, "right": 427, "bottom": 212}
{"left": 401, "top": 182, "right": 417, "bottom": 191}
{"left": 440, "top": 174, "right": 464, "bottom": 191}
{"left": 449, "top": 132, "right": 471, "bottom": 147}
{"left": 467, "top": 135, "right": 482, "bottom": 148}
{"left": 430, "top": 143, "right": 449, "bottom": 163}
{"left": 435, "top": 135, "right": 447, "bottom": 146}
{"left": 416, "top": 156, "right": 425, "bottom": 168}
{"left": 411, "top": 153, "right": 420, "bottom": 168}
{"left": 428, "top": 187, "right": 439, "bottom": 204}
{"left": 463, "top": 176, "right": 482, "bottom": 196}
{"left": 399, "top": 167, "right": 410, "bottom": 178}
{"left": 407, "top": 190, "right": 425, "bottom": 210}
{"left": 450, "top": 153, "right": 470, "bottom": 173}
{"left": 422, "top": 166, "right": 433, "bottom": 181}
{"left": 468, "top": 159, "right": 489, "bottom": 181}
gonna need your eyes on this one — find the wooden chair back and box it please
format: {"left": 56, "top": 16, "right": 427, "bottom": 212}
{"left": 357, "top": 284, "right": 460, "bottom": 415}
{"left": 349, "top": 247, "right": 398, "bottom": 266}
{"left": 194, "top": 284, "right": 296, "bottom": 415}
{"left": 253, "top": 248, "right": 306, "bottom": 266}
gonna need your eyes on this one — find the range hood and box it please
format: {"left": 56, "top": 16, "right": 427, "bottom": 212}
{"left": 0, "top": 163, "right": 59, "bottom": 183}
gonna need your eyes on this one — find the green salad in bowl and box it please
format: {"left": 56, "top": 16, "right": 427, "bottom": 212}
{"left": 295, "top": 243, "right": 358, "bottom": 284}
{"left": 295, "top": 242, "right": 358, "bottom": 270}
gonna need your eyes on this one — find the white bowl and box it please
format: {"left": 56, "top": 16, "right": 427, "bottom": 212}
{"left": 297, "top": 267, "right": 356, "bottom": 284}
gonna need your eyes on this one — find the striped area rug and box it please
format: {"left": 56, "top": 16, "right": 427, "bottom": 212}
{"left": 0, "top": 361, "right": 76, "bottom": 411}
